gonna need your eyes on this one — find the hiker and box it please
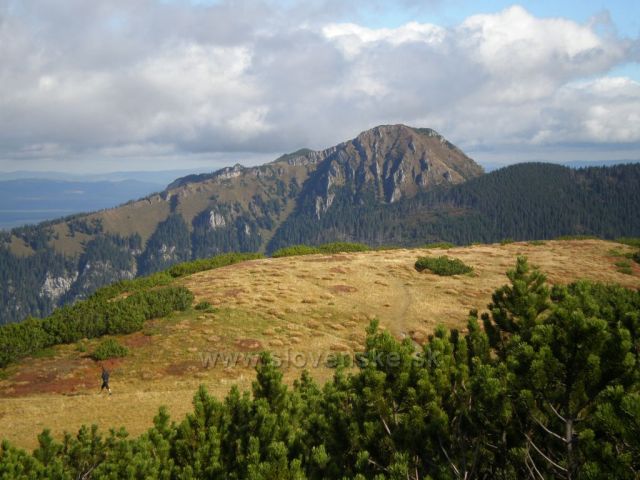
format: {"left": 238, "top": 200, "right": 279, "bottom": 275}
{"left": 100, "top": 365, "right": 112, "bottom": 395}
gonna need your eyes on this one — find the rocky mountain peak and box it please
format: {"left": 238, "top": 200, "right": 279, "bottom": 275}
{"left": 308, "top": 124, "right": 483, "bottom": 217}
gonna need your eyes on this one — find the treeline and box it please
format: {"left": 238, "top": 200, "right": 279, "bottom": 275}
{"left": 0, "top": 253, "right": 261, "bottom": 368}
{"left": 267, "top": 163, "right": 640, "bottom": 251}
{"left": 1, "top": 258, "right": 639, "bottom": 478}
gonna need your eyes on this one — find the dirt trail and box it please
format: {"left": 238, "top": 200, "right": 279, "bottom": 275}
{"left": 384, "top": 275, "right": 414, "bottom": 338}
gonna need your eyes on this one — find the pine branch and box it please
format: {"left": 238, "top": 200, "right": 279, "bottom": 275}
{"left": 525, "top": 433, "right": 568, "bottom": 474}
{"left": 532, "top": 415, "right": 567, "bottom": 443}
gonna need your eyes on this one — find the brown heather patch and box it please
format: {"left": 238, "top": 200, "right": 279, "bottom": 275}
{"left": 330, "top": 285, "right": 358, "bottom": 294}
{"left": 329, "top": 267, "right": 348, "bottom": 274}
{"left": 235, "top": 339, "right": 263, "bottom": 351}
{"left": 165, "top": 361, "right": 202, "bottom": 376}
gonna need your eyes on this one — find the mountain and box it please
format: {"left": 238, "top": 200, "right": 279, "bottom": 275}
{"left": 1, "top": 124, "right": 639, "bottom": 324}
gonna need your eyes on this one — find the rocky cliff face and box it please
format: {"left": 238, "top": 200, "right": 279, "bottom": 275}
{"left": 301, "top": 125, "right": 483, "bottom": 218}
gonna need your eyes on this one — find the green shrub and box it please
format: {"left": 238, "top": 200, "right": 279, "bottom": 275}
{"left": 615, "top": 237, "right": 640, "bottom": 248}
{"left": 317, "top": 242, "right": 369, "bottom": 254}
{"left": 615, "top": 259, "right": 634, "bottom": 275}
{"left": 167, "top": 252, "right": 263, "bottom": 278}
{"left": 424, "top": 242, "right": 454, "bottom": 249}
{"left": 500, "top": 238, "right": 514, "bottom": 245}
{"left": 92, "top": 339, "right": 128, "bottom": 361}
{"left": 271, "top": 242, "right": 370, "bottom": 258}
{"left": 195, "top": 301, "right": 212, "bottom": 311}
{"left": 271, "top": 245, "right": 322, "bottom": 258}
{"left": 634, "top": 251, "right": 640, "bottom": 264}
{"left": 555, "top": 235, "right": 598, "bottom": 241}
{"left": 415, "top": 256, "right": 473, "bottom": 276}
{"left": 374, "top": 245, "right": 402, "bottom": 251}
{"left": 529, "top": 240, "right": 546, "bottom": 246}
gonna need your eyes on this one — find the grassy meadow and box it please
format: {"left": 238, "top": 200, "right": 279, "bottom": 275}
{"left": 0, "top": 239, "right": 638, "bottom": 449}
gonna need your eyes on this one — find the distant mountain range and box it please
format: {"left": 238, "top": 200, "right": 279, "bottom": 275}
{"left": 1, "top": 124, "right": 639, "bottom": 324}
{"left": 0, "top": 179, "right": 163, "bottom": 229}
{"left": 0, "top": 169, "right": 213, "bottom": 184}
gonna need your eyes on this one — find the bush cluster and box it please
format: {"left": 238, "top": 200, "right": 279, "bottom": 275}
{"left": 92, "top": 252, "right": 263, "bottom": 301}
{"left": 424, "top": 241, "right": 454, "bottom": 249}
{"left": 271, "top": 245, "right": 321, "bottom": 258}
{"left": 165, "top": 252, "right": 263, "bottom": 278}
{"left": 194, "top": 301, "right": 212, "bottom": 311}
{"left": 271, "top": 242, "right": 370, "bottom": 258}
{"left": 317, "top": 242, "right": 369, "bottom": 254}
{"left": 555, "top": 235, "right": 598, "bottom": 241}
{"left": 415, "top": 255, "right": 473, "bottom": 275}
{"left": 91, "top": 339, "right": 129, "bottom": 361}
{"left": 0, "top": 286, "right": 193, "bottom": 368}
{"left": 1, "top": 258, "right": 639, "bottom": 479}
{"left": 616, "top": 237, "right": 640, "bottom": 248}
{"left": 615, "top": 259, "right": 634, "bottom": 275}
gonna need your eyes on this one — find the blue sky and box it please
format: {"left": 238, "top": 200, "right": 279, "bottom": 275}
{"left": 364, "top": 1, "right": 639, "bottom": 35}
{"left": 359, "top": 1, "right": 640, "bottom": 81}
{"left": 0, "top": 0, "right": 639, "bottom": 172}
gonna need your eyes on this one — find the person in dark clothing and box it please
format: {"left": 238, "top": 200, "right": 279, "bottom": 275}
{"left": 100, "top": 366, "right": 112, "bottom": 395}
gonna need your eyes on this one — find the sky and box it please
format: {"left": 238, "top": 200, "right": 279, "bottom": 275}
{"left": 0, "top": 0, "right": 639, "bottom": 173}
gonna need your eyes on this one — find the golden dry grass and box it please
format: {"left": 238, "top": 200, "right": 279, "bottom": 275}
{"left": 7, "top": 235, "right": 34, "bottom": 257}
{"left": 1, "top": 239, "right": 638, "bottom": 449}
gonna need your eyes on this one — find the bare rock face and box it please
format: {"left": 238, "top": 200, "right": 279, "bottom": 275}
{"left": 306, "top": 125, "right": 483, "bottom": 217}
{"left": 39, "top": 272, "right": 79, "bottom": 303}
{"left": 208, "top": 211, "right": 226, "bottom": 229}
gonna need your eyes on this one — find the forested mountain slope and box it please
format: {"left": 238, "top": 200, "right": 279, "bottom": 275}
{"left": 268, "top": 162, "right": 640, "bottom": 250}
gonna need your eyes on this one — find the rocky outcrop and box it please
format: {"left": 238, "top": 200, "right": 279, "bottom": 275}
{"left": 39, "top": 271, "right": 79, "bottom": 303}
{"left": 209, "top": 211, "right": 227, "bottom": 229}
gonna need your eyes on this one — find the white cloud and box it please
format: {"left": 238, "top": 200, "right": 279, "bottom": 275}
{"left": 0, "top": 1, "right": 638, "bottom": 172}
{"left": 322, "top": 21, "right": 445, "bottom": 57}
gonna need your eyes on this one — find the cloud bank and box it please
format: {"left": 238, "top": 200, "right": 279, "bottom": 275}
{"left": 0, "top": 1, "right": 638, "bottom": 171}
